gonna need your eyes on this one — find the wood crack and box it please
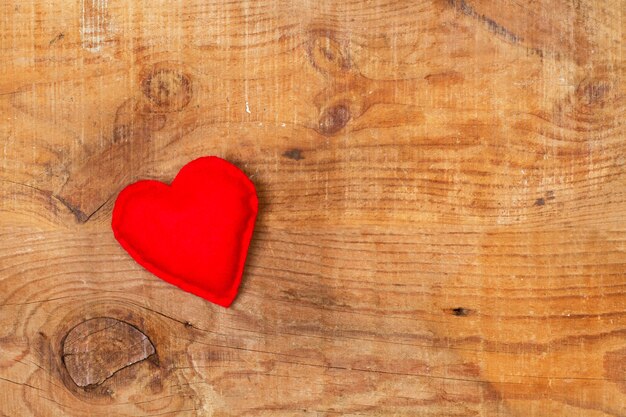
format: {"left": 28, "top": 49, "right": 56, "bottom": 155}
{"left": 62, "top": 318, "right": 156, "bottom": 388}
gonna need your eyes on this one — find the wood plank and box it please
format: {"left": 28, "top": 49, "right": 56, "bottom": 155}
{"left": 1, "top": 0, "right": 624, "bottom": 416}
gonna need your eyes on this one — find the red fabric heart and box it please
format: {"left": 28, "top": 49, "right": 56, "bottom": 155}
{"left": 111, "top": 156, "right": 258, "bottom": 307}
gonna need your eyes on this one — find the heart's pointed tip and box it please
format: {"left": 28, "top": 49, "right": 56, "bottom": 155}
{"left": 213, "top": 298, "right": 235, "bottom": 308}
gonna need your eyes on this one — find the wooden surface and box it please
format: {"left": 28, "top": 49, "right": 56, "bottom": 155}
{"left": 1, "top": 0, "right": 625, "bottom": 416}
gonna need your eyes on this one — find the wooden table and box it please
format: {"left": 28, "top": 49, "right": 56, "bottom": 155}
{"left": 1, "top": 1, "right": 625, "bottom": 415}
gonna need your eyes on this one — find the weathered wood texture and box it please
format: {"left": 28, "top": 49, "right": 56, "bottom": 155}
{"left": 1, "top": 0, "right": 625, "bottom": 416}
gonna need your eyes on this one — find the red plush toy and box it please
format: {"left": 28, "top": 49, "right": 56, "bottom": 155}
{"left": 111, "top": 156, "right": 258, "bottom": 307}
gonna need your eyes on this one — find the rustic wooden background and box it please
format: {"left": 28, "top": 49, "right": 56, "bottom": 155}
{"left": 1, "top": 0, "right": 625, "bottom": 416}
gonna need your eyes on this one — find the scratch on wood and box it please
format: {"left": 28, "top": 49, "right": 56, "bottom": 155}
{"left": 48, "top": 33, "right": 64, "bottom": 46}
{"left": 448, "top": 0, "right": 523, "bottom": 44}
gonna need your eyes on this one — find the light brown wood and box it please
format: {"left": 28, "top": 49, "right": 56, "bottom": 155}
{"left": 1, "top": 0, "right": 625, "bottom": 416}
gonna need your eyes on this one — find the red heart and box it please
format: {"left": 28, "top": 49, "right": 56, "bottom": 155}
{"left": 111, "top": 156, "right": 258, "bottom": 307}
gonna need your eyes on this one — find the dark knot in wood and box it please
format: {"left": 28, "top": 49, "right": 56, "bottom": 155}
{"left": 62, "top": 317, "right": 155, "bottom": 388}
{"left": 318, "top": 104, "right": 350, "bottom": 136}
{"left": 282, "top": 148, "right": 304, "bottom": 161}
{"left": 141, "top": 67, "right": 192, "bottom": 111}
{"left": 448, "top": 307, "right": 472, "bottom": 317}
{"left": 576, "top": 77, "right": 614, "bottom": 107}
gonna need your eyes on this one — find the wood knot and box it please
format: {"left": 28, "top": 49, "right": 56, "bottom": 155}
{"left": 534, "top": 190, "right": 555, "bottom": 207}
{"left": 446, "top": 307, "right": 472, "bottom": 317}
{"left": 307, "top": 32, "right": 351, "bottom": 75}
{"left": 576, "top": 77, "right": 614, "bottom": 107}
{"left": 318, "top": 104, "right": 350, "bottom": 136}
{"left": 62, "top": 318, "right": 155, "bottom": 388}
{"left": 141, "top": 66, "right": 192, "bottom": 112}
{"left": 282, "top": 148, "right": 304, "bottom": 161}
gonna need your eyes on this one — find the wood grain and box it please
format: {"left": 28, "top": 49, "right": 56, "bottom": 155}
{"left": 1, "top": 0, "right": 625, "bottom": 416}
